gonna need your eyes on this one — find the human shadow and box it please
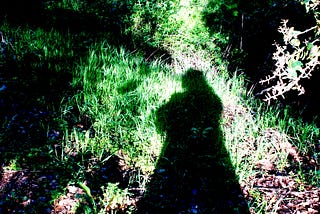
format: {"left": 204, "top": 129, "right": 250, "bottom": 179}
{"left": 137, "top": 69, "right": 248, "bottom": 213}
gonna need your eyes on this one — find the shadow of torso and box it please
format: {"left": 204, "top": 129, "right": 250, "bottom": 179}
{"left": 137, "top": 70, "right": 249, "bottom": 213}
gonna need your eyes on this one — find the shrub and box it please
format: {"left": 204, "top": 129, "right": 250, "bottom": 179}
{"left": 259, "top": 0, "right": 320, "bottom": 102}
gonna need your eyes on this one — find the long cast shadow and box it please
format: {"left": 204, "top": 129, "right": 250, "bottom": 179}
{"left": 137, "top": 69, "right": 248, "bottom": 213}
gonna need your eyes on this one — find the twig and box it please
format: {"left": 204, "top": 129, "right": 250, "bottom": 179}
{"left": 0, "top": 31, "right": 6, "bottom": 43}
{"left": 0, "top": 30, "right": 16, "bottom": 52}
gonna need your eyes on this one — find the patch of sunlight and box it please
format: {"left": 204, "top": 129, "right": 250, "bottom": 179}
{"left": 173, "top": 0, "right": 209, "bottom": 39}
{"left": 168, "top": 0, "right": 218, "bottom": 73}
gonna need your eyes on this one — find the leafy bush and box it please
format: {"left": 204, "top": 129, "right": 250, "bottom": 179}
{"left": 2, "top": 1, "right": 320, "bottom": 213}
{"left": 128, "top": 0, "right": 226, "bottom": 68}
{"left": 128, "top": 0, "right": 180, "bottom": 47}
{"left": 259, "top": 0, "right": 320, "bottom": 101}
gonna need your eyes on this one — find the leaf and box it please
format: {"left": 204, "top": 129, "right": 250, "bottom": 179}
{"left": 78, "top": 182, "right": 92, "bottom": 198}
{"left": 286, "top": 68, "right": 297, "bottom": 79}
{"left": 289, "top": 29, "right": 301, "bottom": 38}
{"left": 290, "top": 38, "right": 300, "bottom": 47}
{"left": 78, "top": 181, "right": 97, "bottom": 213}
{"left": 307, "top": 42, "right": 314, "bottom": 50}
{"left": 309, "top": 45, "right": 319, "bottom": 58}
{"left": 290, "top": 60, "right": 303, "bottom": 69}
{"left": 82, "top": 205, "right": 93, "bottom": 214}
{"left": 286, "top": 60, "right": 303, "bottom": 79}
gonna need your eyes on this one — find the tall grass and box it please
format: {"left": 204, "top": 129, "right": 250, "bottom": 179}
{"left": 61, "top": 43, "right": 179, "bottom": 170}
{"left": 1, "top": 0, "right": 319, "bottom": 213}
{"left": 218, "top": 72, "right": 319, "bottom": 185}
{"left": 57, "top": 38, "right": 319, "bottom": 212}
{"left": 59, "top": 39, "right": 319, "bottom": 212}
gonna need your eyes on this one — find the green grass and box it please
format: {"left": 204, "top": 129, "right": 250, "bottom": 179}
{"left": 58, "top": 41, "right": 319, "bottom": 212}
{"left": 62, "top": 43, "right": 177, "bottom": 171}
{"left": 1, "top": 0, "right": 319, "bottom": 213}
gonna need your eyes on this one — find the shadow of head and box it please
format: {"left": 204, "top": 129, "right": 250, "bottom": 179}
{"left": 181, "top": 69, "right": 207, "bottom": 90}
{"left": 155, "top": 69, "right": 223, "bottom": 140}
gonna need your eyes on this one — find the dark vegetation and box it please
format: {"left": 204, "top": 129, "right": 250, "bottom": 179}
{"left": 0, "top": 1, "right": 132, "bottom": 212}
{"left": 203, "top": 0, "right": 320, "bottom": 123}
{"left": 0, "top": 0, "right": 319, "bottom": 213}
{"left": 0, "top": 0, "right": 174, "bottom": 212}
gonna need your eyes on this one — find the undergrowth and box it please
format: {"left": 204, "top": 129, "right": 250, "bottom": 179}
{"left": 0, "top": 0, "right": 319, "bottom": 213}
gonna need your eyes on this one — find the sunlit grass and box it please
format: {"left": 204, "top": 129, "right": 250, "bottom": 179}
{"left": 61, "top": 43, "right": 180, "bottom": 172}
{"left": 61, "top": 39, "right": 319, "bottom": 213}
{"left": 214, "top": 71, "right": 319, "bottom": 186}
{"left": 1, "top": 0, "right": 319, "bottom": 213}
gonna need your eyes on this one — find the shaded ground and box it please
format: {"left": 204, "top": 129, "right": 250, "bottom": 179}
{"left": 0, "top": 152, "right": 137, "bottom": 213}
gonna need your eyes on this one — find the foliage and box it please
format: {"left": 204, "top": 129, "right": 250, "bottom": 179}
{"left": 66, "top": 43, "right": 171, "bottom": 171}
{"left": 1, "top": 0, "right": 320, "bottom": 213}
{"left": 128, "top": 0, "right": 226, "bottom": 68}
{"left": 128, "top": 0, "right": 179, "bottom": 46}
{"left": 99, "top": 183, "right": 131, "bottom": 212}
{"left": 259, "top": 0, "right": 320, "bottom": 101}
